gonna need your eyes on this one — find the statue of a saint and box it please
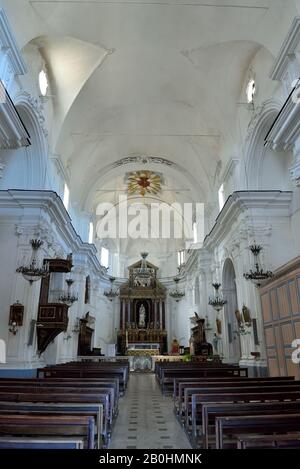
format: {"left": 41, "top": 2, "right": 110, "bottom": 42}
{"left": 138, "top": 304, "right": 146, "bottom": 328}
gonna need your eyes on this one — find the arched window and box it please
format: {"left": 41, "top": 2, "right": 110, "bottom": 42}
{"left": 101, "top": 247, "right": 109, "bottom": 269}
{"left": 89, "top": 222, "right": 94, "bottom": 244}
{"left": 218, "top": 184, "right": 225, "bottom": 212}
{"left": 177, "top": 250, "right": 185, "bottom": 266}
{"left": 63, "top": 183, "right": 70, "bottom": 211}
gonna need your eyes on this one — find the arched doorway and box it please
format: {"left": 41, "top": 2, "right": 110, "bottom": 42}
{"left": 222, "top": 259, "right": 241, "bottom": 362}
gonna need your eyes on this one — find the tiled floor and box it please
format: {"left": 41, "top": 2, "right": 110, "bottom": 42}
{"left": 109, "top": 373, "right": 191, "bottom": 449}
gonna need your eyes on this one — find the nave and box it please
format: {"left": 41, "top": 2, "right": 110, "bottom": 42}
{"left": 109, "top": 373, "right": 191, "bottom": 450}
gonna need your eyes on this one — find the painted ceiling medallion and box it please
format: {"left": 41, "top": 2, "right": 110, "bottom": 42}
{"left": 127, "top": 170, "right": 161, "bottom": 196}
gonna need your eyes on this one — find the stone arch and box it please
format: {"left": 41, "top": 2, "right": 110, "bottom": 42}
{"left": 245, "top": 99, "right": 293, "bottom": 191}
{"left": 0, "top": 92, "right": 48, "bottom": 190}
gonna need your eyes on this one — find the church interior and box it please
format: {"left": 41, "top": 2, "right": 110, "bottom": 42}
{"left": 0, "top": 0, "right": 300, "bottom": 452}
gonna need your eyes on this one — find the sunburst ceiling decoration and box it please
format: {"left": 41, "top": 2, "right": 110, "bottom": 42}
{"left": 127, "top": 171, "right": 162, "bottom": 196}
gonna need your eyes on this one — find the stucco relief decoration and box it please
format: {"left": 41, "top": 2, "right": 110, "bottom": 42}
{"left": 127, "top": 170, "right": 162, "bottom": 197}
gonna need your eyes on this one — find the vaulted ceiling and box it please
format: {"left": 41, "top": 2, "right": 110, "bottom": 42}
{"left": 2, "top": 0, "right": 298, "bottom": 213}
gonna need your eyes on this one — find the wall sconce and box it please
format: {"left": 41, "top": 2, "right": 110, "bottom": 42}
{"left": 9, "top": 321, "right": 18, "bottom": 335}
{"left": 63, "top": 332, "right": 72, "bottom": 341}
{"left": 9, "top": 301, "right": 24, "bottom": 335}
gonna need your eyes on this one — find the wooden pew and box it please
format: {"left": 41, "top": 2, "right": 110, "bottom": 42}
{"left": 200, "top": 401, "right": 300, "bottom": 449}
{"left": 159, "top": 367, "right": 248, "bottom": 394}
{"left": 215, "top": 413, "right": 300, "bottom": 449}
{"left": 38, "top": 367, "right": 127, "bottom": 394}
{"left": 191, "top": 391, "right": 300, "bottom": 447}
{"left": 0, "top": 377, "right": 120, "bottom": 408}
{"left": 236, "top": 433, "right": 300, "bottom": 449}
{"left": 0, "top": 401, "right": 103, "bottom": 449}
{"left": 0, "top": 437, "right": 85, "bottom": 449}
{"left": 0, "top": 415, "right": 95, "bottom": 449}
{"left": 0, "top": 392, "right": 110, "bottom": 446}
{"left": 180, "top": 381, "right": 300, "bottom": 423}
{"left": 0, "top": 384, "right": 116, "bottom": 423}
{"left": 173, "top": 376, "right": 294, "bottom": 402}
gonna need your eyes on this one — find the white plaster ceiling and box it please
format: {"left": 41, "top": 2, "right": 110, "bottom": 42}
{"left": 2, "top": 0, "right": 298, "bottom": 212}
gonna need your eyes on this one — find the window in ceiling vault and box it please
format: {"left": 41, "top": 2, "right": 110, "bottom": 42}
{"left": 218, "top": 183, "right": 225, "bottom": 212}
{"left": 101, "top": 247, "right": 109, "bottom": 269}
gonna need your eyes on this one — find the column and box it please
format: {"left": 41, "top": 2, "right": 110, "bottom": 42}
{"left": 120, "top": 300, "right": 123, "bottom": 330}
{"left": 122, "top": 300, "right": 126, "bottom": 329}
{"left": 159, "top": 301, "right": 163, "bottom": 330}
{"left": 128, "top": 300, "right": 131, "bottom": 324}
{"left": 154, "top": 301, "right": 158, "bottom": 327}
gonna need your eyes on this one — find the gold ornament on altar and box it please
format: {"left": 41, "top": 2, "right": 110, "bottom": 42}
{"left": 127, "top": 171, "right": 161, "bottom": 196}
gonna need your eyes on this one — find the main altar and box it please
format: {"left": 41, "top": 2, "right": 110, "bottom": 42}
{"left": 117, "top": 253, "right": 168, "bottom": 357}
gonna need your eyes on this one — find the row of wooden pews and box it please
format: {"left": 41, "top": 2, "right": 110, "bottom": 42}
{"left": 155, "top": 361, "right": 248, "bottom": 395}
{"left": 155, "top": 361, "right": 300, "bottom": 449}
{"left": 0, "top": 360, "right": 129, "bottom": 449}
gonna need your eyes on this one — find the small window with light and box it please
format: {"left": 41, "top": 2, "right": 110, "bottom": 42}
{"left": 218, "top": 184, "right": 225, "bottom": 212}
{"left": 178, "top": 250, "right": 185, "bottom": 267}
{"left": 246, "top": 78, "right": 256, "bottom": 104}
{"left": 63, "top": 183, "right": 70, "bottom": 211}
{"left": 89, "top": 222, "right": 94, "bottom": 244}
{"left": 101, "top": 247, "right": 109, "bottom": 269}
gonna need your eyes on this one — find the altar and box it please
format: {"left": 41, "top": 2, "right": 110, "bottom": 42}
{"left": 117, "top": 254, "right": 168, "bottom": 355}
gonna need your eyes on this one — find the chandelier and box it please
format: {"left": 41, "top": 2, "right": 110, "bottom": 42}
{"left": 104, "top": 277, "right": 119, "bottom": 301}
{"left": 169, "top": 277, "right": 185, "bottom": 302}
{"left": 16, "top": 239, "right": 49, "bottom": 284}
{"left": 58, "top": 278, "right": 78, "bottom": 306}
{"left": 208, "top": 283, "right": 227, "bottom": 312}
{"left": 243, "top": 244, "right": 273, "bottom": 287}
{"left": 135, "top": 253, "right": 154, "bottom": 279}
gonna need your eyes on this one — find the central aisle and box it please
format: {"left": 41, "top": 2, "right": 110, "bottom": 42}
{"left": 109, "top": 373, "right": 191, "bottom": 450}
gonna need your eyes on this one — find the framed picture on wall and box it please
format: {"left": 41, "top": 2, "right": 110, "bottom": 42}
{"left": 9, "top": 302, "right": 24, "bottom": 326}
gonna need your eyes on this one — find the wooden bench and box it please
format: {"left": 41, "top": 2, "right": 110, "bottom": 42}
{"left": 159, "top": 367, "right": 248, "bottom": 394}
{"left": 0, "top": 415, "right": 95, "bottom": 449}
{"left": 180, "top": 381, "right": 300, "bottom": 422}
{"left": 0, "top": 378, "right": 120, "bottom": 409}
{"left": 173, "top": 376, "right": 294, "bottom": 402}
{"left": 190, "top": 391, "right": 300, "bottom": 447}
{"left": 183, "top": 383, "right": 300, "bottom": 430}
{"left": 0, "top": 437, "right": 85, "bottom": 449}
{"left": 0, "top": 385, "right": 115, "bottom": 429}
{"left": 201, "top": 401, "right": 300, "bottom": 449}
{"left": 236, "top": 433, "right": 300, "bottom": 449}
{"left": 215, "top": 413, "right": 300, "bottom": 449}
{"left": 0, "top": 401, "right": 103, "bottom": 449}
{"left": 0, "top": 391, "right": 110, "bottom": 446}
